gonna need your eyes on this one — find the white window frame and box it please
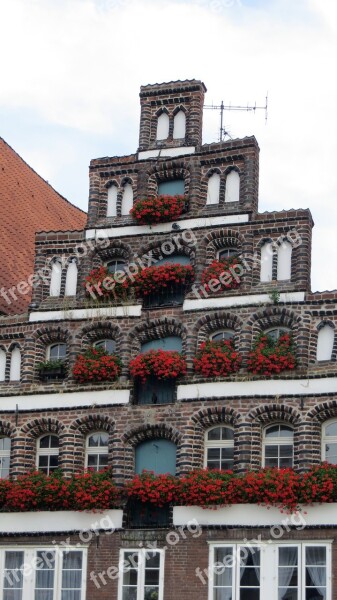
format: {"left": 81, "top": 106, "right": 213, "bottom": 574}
{"left": 204, "top": 426, "right": 234, "bottom": 470}
{"left": 85, "top": 431, "right": 109, "bottom": 471}
{"left": 36, "top": 434, "right": 59, "bottom": 475}
{"left": 0, "top": 546, "right": 87, "bottom": 600}
{"left": 208, "top": 542, "right": 331, "bottom": 600}
{"left": 0, "top": 437, "right": 11, "bottom": 479}
{"left": 118, "top": 548, "right": 165, "bottom": 600}
{"left": 262, "top": 423, "right": 294, "bottom": 469}
{"left": 322, "top": 419, "right": 337, "bottom": 464}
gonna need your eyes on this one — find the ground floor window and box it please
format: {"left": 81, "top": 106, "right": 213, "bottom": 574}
{"left": 209, "top": 543, "right": 330, "bottom": 600}
{"left": 118, "top": 549, "right": 164, "bottom": 600}
{"left": 0, "top": 547, "right": 86, "bottom": 600}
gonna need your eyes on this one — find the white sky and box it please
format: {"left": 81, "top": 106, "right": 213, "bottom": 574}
{"left": 0, "top": 0, "right": 336, "bottom": 291}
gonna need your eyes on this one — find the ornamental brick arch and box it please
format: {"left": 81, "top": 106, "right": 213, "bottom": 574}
{"left": 127, "top": 317, "right": 188, "bottom": 358}
{"left": 69, "top": 414, "right": 115, "bottom": 474}
{"left": 307, "top": 400, "right": 337, "bottom": 467}
{"left": 32, "top": 326, "right": 70, "bottom": 381}
{"left": 18, "top": 417, "right": 68, "bottom": 475}
{"left": 308, "top": 319, "right": 337, "bottom": 364}
{"left": 146, "top": 160, "right": 191, "bottom": 200}
{"left": 91, "top": 239, "right": 132, "bottom": 270}
{"left": 247, "top": 404, "right": 302, "bottom": 471}
{"left": 203, "top": 228, "right": 245, "bottom": 263}
{"left": 137, "top": 235, "right": 196, "bottom": 267}
{"left": 192, "top": 310, "right": 243, "bottom": 353}
{"left": 121, "top": 423, "right": 183, "bottom": 480}
{"left": 0, "top": 420, "right": 16, "bottom": 479}
{"left": 74, "top": 321, "right": 123, "bottom": 355}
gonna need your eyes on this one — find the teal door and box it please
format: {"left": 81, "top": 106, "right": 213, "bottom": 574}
{"left": 135, "top": 439, "right": 177, "bottom": 474}
{"left": 158, "top": 180, "right": 185, "bottom": 196}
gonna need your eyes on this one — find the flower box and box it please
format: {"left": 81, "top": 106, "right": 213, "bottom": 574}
{"left": 129, "top": 350, "right": 187, "bottom": 384}
{"left": 84, "top": 265, "right": 131, "bottom": 302}
{"left": 194, "top": 339, "right": 242, "bottom": 378}
{"left": 130, "top": 195, "right": 187, "bottom": 225}
{"left": 248, "top": 332, "right": 296, "bottom": 376}
{"left": 38, "top": 360, "right": 66, "bottom": 381}
{"left": 73, "top": 347, "right": 122, "bottom": 383}
{"left": 201, "top": 257, "right": 242, "bottom": 293}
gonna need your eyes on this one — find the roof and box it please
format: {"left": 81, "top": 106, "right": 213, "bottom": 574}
{"left": 0, "top": 138, "right": 86, "bottom": 315}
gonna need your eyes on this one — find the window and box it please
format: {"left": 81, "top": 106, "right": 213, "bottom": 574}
{"left": 218, "top": 247, "right": 239, "bottom": 260}
{"left": 9, "top": 347, "right": 21, "bottom": 382}
{"left": 64, "top": 259, "right": 78, "bottom": 297}
{"left": 156, "top": 111, "right": 169, "bottom": 140}
{"left": 224, "top": 170, "right": 240, "bottom": 203}
{"left": 121, "top": 183, "right": 133, "bottom": 215}
{"left": 141, "top": 336, "right": 182, "bottom": 353}
{"left": 158, "top": 179, "right": 185, "bottom": 196}
{"left": 277, "top": 240, "right": 292, "bottom": 281}
{"left": 0, "top": 437, "right": 10, "bottom": 479}
{"left": 264, "top": 327, "right": 290, "bottom": 342}
{"left": 107, "top": 184, "right": 118, "bottom": 217}
{"left": 173, "top": 109, "right": 186, "bottom": 139}
{"left": 205, "top": 426, "right": 234, "bottom": 470}
{"left": 0, "top": 349, "right": 6, "bottom": 382}
{"left": 211, "top": 330, "right": 234, "bottom": 342}
{"left": 260, "top": 242, "right": 273, "bottom": 282}
{"left": 49, "top": 260, "right": 62, "bottom": 297}
{"left": 209, "top": 543, "right": 330, "bottom": 600}
{"left": 85, "top": 432, "right": 109, "bottom": 471}
{"left": 94, "top": 339, "right": 116, "bottom": 354}
{"left": 263, "top": 424, "right": 294, "bottom": 468}
{"left": 118, "top": 549, "right": 164, "bottom": 600}
{"left": 206, "top": 172, "right": 220, "bottom": 205}
{"left": 135, "top": 439, "right": 176, "bottom": 475}
{"left": 37, "top": 435, "right": 59, "bottom": 474}
{"left": 322, "top": 420, "right": 337, "bottom": 464}
{"left": 0, "top": 548, "right": 86, "bottom": 600}
{"left": 155, "top": 255, "right": 190, "bottom": 266}
{"left": 48, "top": 343, "right": 67, "bottom": 362}
{"left": 317, "top": 325, "right": 334, "bottom": 361}
{"left": 106, "top": 259, "right": 126, "bottom": 274}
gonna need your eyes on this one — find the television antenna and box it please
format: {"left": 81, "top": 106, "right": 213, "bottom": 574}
{"left": 204, "top": 94, "right": 268, "bottom": 141}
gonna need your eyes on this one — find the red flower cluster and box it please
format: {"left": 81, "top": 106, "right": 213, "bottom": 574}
{"left": 248, "top": 333, "right": 297, "bottom": 376}
{"left": 126, "top": 464, "right": 337, "bottom": 512}
{"left": 194, "top": 339, "right": 242, "bottom": 378}
{"left": 84, "top": 266, "right": 129, "bottom": 301}
{"left": 73, "top": 347, "right": 122, "bottom": 383}
{"left": 132, "top": 263, "right": 194, "bottom": 297}
{"left": 201, "top": 257, "right": 242, "bottom": 293}
{"left": 130, "top": 195, "right": 186, "bottom": 225}
{"left": 129, "top": 349, "right": 187, "bottom": 384}
{"left": 0, "top": 470, "right": 120, "bottom": 512}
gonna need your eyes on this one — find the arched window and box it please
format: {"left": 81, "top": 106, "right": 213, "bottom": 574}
{"left": 107, "top": 184, "right": 118, "bottom": 217}
{"left": 158, "top": 179, "right": 185, "bottom": 196}
{"left": 265, "top": 327, "right": 290, "bottom": 342}
{"left": 317, "top": 324, "right": 334, "bottom": 361}
{"left": 204, "top": 426, "right": 234, "bottom": 470}
{"left": 106, "top": 259, "right": 126, "bottom": 274}
{"left": 37, "top": 435, "right": 59, "bottom": 474}
{"left": 9, "top": 347, "right": 21, "bottom": 382}
{"left": 206, "top": 172, "right": 220, "bottom": 205}
{"left": 135, "top": 439, "right": 176, "bottom": 474}
{"left": 173, "top": 109, "right": 186, "bottom": 139}
{"left": 263, "top": 424, "right": 294, "bottom": 468}
{"left": 85, "top": 432, "right": 109, "bottom": 471}
{"left": 260, "top": 242, "right": 273, "bottom": 282}
{"left": 49, "top": 260, "right": 62, "bottom": 297}
{"left": 277, "top": 240, "right": 292, "bottom": 281}
{"left": 121, "top": 183, "right": 133, "bottom": 216}
{"left": 48, "top": 343, "right": 67, "bottom": 362}
{"left": 94, "top": 339, "right": 116, "bottom": 354}
{"left": 225, "top": 170, "right": 240, "bottom": 203}
{"left": 0, "top": 349, "right": 6, "bottom": 382}
{"left": 211, "top": 330, "right": 235, "bottom": 342}
{"left": 0, "top": 437, "right": 11, "bottom": 478}
{"left": 156, "top": 112, "right": 169, "bottom": 141}
{"left": 218, "top": 247, "right": 239, "bottom": 261}
{"left": 64, "top": 259, "right": 78, "bottom": 297}
{"left": 322, "top": 420, "right": 337, "bottom": 464}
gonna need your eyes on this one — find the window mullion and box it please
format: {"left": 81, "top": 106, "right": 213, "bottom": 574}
{"left": 138, "top": 550, "right": 144, "bottom": 600}
{"left": 0, "top": 551, "right": 4, "bottom": 600}
{"left": 158, "top": 550, "right": 165, "bottom": 600}
{"left": 56, "top": 549, "right": 63, "bottom": 600}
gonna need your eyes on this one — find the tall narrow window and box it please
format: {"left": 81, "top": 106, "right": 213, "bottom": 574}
{"left": 260, "top": 242, "right": 273, "bottom": 282}
{"left": 0, "top": 437, "right": 10, "bottom": 478}
{"left": 173, "top": 109, "right": 186, "bottom": 139}
{"left": 204, "top": 426, "right": 234, "bottom": 470}
{"left": 64, "top": 259, "right": 78, "bottom": 296}
{"left": 119, "top": 550, "right": 164, "bottom": 600}
{"left": 121, "top": 183, "right": 133, "bottom": 215}
{"left": 263, "top": 424, "right": 294, "bottom": 468}
{"left": 225, "top": 170, "right": 240, "bottom": 203}
{"left": 3, "top": 551, "right": 24, "bottom": 600}
{"left": 156, "top": 112, "right": 169, "bottom": 140}
{"left": 9, "top": 347, "right": 21, "bottom": 381}
{"left": 277, "top": 240, "right": 292, "bottom": 281}
{"left": 107, "top": 184, "right": 118, "bottom": 217}
{"left": 135, "top": 439, "right": 176, "bottom": 474}
{"left": 0, "top": 348, "right": 6, "bottom": 382}
{"left": 317, "top": 324, "right": 334, "bottom": 361}
{"left": 206, "top": 172, "right": 220, "bottom": 205}
{"left": 49, "top": 260, "right": 62, "bottom": 297}
{"left": 85, "top": 432, "right": 109, "bottom": 471}
{"left": 322, "top": 420, "right": 337, "bottom": 464}
{"left": 37, "top": 434, "right": 59, "bottom": 474}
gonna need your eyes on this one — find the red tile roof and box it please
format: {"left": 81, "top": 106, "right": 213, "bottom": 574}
{"left": 0, "top": 137, "right": 86, "bottom": 315}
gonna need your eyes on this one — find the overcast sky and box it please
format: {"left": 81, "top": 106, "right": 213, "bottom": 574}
{"left": 0, "top": 0, "right": 336, "bottom": 291}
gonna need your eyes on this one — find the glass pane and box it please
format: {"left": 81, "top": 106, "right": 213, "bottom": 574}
{"left": 212, "top": 331, "right": 234, "bottom": 341}
{"left": 240, "top": 590, "right": 259, "bottom": 600}
{"left": 306, "top": 547, "right": 326, "bottom": 566}
{"left": 49, "top": 436, "right": 59, "bottom": 448}
{"left": 305, "top": 567, "right": 326, "bottom": 587}
{"left": 144, "top": 570, "right": 160, "bottom": 586}
{"left": 62, "top": 572, "right": 82, "bottom": 589}
{"left": 0, "top": 437, "right": 11, "bottom": 450}
{"left": 265, "top": 457, "right": 278, "bottom": 468}
{"left": 208, "top": 448, "right": 221, "bottom": 460}
{"left": 208, "top": 428, "right": 222, "bottom": 441}
{"left": 279, "top": 426, "right": 293, "bottom": 438}
{"left": 39, "top": 436, "right": 51, "bottom": 449}
{"left": 265, "top": 445, "right": 278, "bottom": 457}
{"left": 158, "top": 179, "right": 185, "bottom": 195}
{"left": 49, "top": 455, "right": 59, "bottom": 467}
{"left": 279, "top": 548, "right": 298, "bottom": 566}
{"left": 3, "top": 592, "right": 23, "bottom": 600}
{"left": 122, "top": 589, "right": 137, "bottom": 600}
{"left": 325, "top": 443, "right": 337, "bottom": 463}
{"left": 214, "top": 589, "right": 232, "bottom": 600}
{"left": 35, "top": 570, "right": 55, "bottom": 588}
{"left": 144, "top": 587, "right": 160, "bottom": 600}
{"left": 221, "top": 428, "right": 234, "bottom": 441}
{"left": 278, "top": 589, "right": 298, "bottom": 600}
{"left": 98, "top": 454, "right": 109, "bottom": 467}
{"left": 280, "top": 457, "right": 293, "bottom": 468}
{"left": 221, "top": 448, "right": 234, "bottom": 459}
{"left": 325, "top": 422, "right": 337, "bottom": 437}
{"left": 240, "top": 567, "right": 260, "bottom": 586}
{"left": 61, "top": 592, "right": 81, "bottom": 600}
{"left": 145, "top": 553, "right": 160, "bottom": 568}
{"left": 87, "top": 455, "right": 98, "bottom": 468}
{"left": 123, "top": 570, "right": 138, "bottom": 586}
{"left": 63, "top": 552, "right": 82, "bottom": 570}
{"left": 280, "top": 445, "right": 293, "bottom": 457}
{"left": 35, "top": 591, "right": 54, "bottom": 600}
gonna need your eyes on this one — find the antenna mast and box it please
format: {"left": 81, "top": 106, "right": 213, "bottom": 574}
{"left": 204, "top": 94, "right": 268, "bottom": 141}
